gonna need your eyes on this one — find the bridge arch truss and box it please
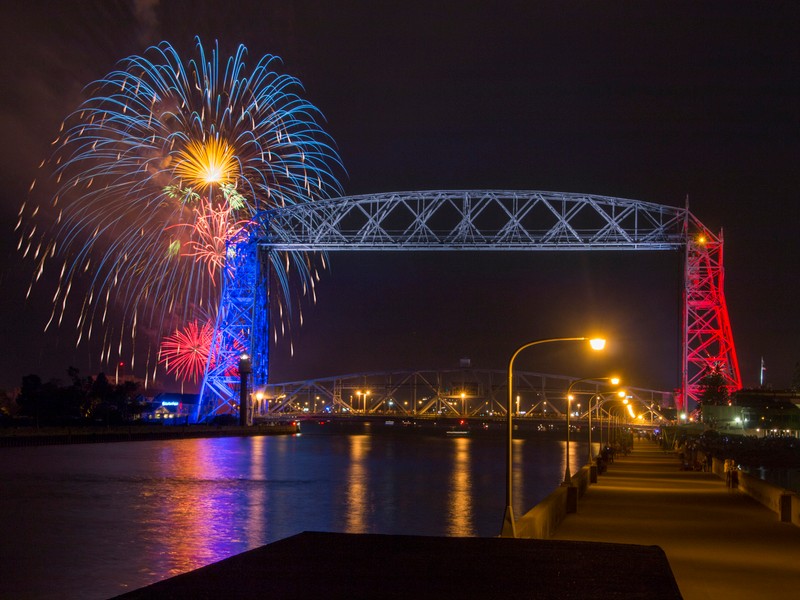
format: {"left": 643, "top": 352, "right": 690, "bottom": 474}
{"left": 196, "top": 190, "right": 741, "bottom": 421}
{"left": 247, "top": 368, "right": 673, "bottom": 423}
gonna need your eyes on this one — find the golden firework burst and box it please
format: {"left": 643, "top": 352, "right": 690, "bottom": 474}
{"left": 174, "top": 138, "right": 239, "bottom": 190}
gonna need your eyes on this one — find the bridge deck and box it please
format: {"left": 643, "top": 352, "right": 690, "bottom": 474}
{"left": 550, "top": 439, "right": 800, "bottom": 599}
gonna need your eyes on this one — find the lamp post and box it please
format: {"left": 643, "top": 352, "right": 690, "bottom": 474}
{"left": 501, "top": 336, "right": 606, "bottom": 538}
{"left": 563, "top": 376, "right": 620, "bottom": 485}
{"left": 238, "top": 354, "right": 252, "bottom": 427}
{"left": 356, "top": 390, "right": 370, "bottom": 414}
{"left": 255, "top": 391, "right": 264, "bottom": 418}
{"left": 588, "top": 390, "right": 626, "bottom": 463}
{"left": 606, "top": 400, "right": 628, "bottom": 447}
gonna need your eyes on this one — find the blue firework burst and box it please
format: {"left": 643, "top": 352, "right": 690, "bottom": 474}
{"left": 18, "top": 37, "right": 343, "bottom": 383}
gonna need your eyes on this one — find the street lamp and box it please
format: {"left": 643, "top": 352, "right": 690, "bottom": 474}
{"left": 501, "top": 336, "right": 606, "bottom": 538}
{"left": 606, "top": 399, "right": 629, "bottom": 447}
{"left": 589, "top": 390, "right": 626, "bottom": 463}
{"left": 355, "top": 390, "right": 370, "bottom": 414}
{"left": 255, "top": 391, "right": 264, "bottom": 418}
{"left": 563, "top": 376, "right": 620, "bottom": 485}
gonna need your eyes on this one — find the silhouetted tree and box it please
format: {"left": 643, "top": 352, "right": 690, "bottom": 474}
{"left": 14, "top": 368, "right": 142, "bottom": 426}
{"left": 16, "top": 374, "right": 67, "bottom": 425}
{"left": 0, "top": 389, "right": 18, "bottom": 423}
{"left": 698, "top": 364, "right": 731, "bottom": 406}
{"left": 791, "top": 362, "right": 800, "bottom": 392}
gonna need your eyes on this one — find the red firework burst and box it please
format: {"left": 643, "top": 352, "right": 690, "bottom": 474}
{"left": 159, "top": 320, "right": 215, "bottom": 383}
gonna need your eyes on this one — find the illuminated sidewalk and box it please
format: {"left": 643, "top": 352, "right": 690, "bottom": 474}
{"left": 550, "top": 439, "right": 800, "bottom": 599}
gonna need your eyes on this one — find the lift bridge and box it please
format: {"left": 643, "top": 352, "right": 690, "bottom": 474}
{"left": 195, "top": 190, "right": 741, "bottom": 423}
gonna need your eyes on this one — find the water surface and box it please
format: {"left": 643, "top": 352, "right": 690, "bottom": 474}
{"left": 0, "top": 432, "right": 583, "bottom": 599}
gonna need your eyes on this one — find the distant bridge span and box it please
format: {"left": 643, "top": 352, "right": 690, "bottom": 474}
{"left": 248, "top": 368, "right": 673, "bottom": 423}
{"left": 197, "top": 190, "right": 741, "bottom": 422}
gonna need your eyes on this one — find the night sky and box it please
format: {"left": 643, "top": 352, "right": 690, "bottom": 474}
{"left": 0, "top": 1, "right": 797, "bottom": 396}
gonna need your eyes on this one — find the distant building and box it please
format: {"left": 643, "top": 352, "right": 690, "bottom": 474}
{"left": 142, "top": 393, "right": 199, "bottom": 423}
{"left": 735, "top": 389, "right": 800, "bottom": 436}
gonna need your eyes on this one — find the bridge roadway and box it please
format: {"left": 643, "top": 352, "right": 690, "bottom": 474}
{"left": 549, "top": 439, "right": 800, "bottom": 599}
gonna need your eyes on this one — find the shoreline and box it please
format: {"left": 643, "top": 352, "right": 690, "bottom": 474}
{"left": 0, "top": 423, "right": 298, "bottom": 448}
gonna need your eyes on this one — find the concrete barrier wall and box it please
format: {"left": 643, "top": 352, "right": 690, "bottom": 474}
{"left": 516, "top": 485, "right": 567, "bottom": 539}
{"left": 711, "top": 456, "right": 725, "bottom": 478}
{"left": 737, "top": 471, "right": 794, "bottom": 523}
{"left": 792, "top": 495, "right": 800, "bottom": 527}
{"left": 573, "top": 464, "right": 591, "bottom": 498}
{"left": 516, "top": 464, "right": 593, "bottom": 539}
{"left": 713, "top": 456, "right": 796, "bottom": 524}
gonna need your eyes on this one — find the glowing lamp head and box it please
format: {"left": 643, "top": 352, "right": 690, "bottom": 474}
{"left": 610, "top": 377, "right": 620, "bottom": 385}
{"left": 617, "top": 390, "right": 626, "bottom": 398}
{"left": 588, "top": 338, "right": 606, "bottom": 351}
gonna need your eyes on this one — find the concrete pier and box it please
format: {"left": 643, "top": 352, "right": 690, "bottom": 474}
{"left": 114, "top": 531, "right": 680, "bottom": 598}
{"left": 550, "top": 439, "right": 800, "bottom": 599}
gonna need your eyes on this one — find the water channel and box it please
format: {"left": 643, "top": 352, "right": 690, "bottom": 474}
{"left": 0, "top": 429, "right": 586, "bottom": 599}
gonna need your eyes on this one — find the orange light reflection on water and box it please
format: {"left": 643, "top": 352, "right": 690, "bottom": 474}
{"left": 446, "top": 437, "right": 474, "bottom": 536}
{"left": 345, "top": 435, "right": 371, "bottom": 533}
{"left": 512, "top": 438, "right": 526, "bottom": 515}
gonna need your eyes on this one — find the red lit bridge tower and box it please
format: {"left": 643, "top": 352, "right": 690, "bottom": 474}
{"left": 196, "top": 191, "right": 741, "bottom": 421}
{"left": 682, "top": 225, "right": 742, "bottom": 411}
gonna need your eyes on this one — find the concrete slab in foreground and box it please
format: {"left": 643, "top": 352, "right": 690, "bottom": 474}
{"left": 114, "top": 531, "right": 681, "bottom": 599}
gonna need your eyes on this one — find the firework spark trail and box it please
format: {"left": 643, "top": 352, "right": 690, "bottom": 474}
{"left": 19, "top": 37, "right": 343, "bottom": 384}
{"left": 171, "top": 203, "right": 252, "bottom": 280}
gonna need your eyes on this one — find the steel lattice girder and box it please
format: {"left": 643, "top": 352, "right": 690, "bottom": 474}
{"left": 198, "top": 190, "right": 741, "bottom": 418}
{"left": 260, "top": 190, "right": 687, "bottom": 250}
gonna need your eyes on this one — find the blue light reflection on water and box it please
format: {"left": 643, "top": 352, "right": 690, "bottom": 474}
{"left": 0, "top": 432, "right": 585, "bottom": 600}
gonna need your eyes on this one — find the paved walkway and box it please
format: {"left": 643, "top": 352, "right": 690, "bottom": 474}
{"left": 550, "top": 439, "right": 800, "bottom": 599}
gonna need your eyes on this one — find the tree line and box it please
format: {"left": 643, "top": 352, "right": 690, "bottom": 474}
{"left": 2, "top": 367, "right": 146, "bottom": 427}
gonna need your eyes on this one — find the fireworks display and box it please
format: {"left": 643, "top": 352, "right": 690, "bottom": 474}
{"left": 158, "top": 319, "right": 214, "bottom": 383}
{"left": 18, "top": 38, "right": 342, "bottom": 386}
